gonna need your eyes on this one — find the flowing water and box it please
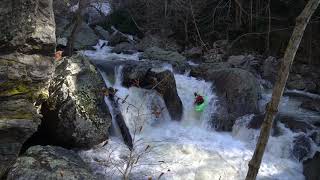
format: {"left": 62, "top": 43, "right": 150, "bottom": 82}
{"left": 78, "top": 42, "right": 310, "bottom": 180}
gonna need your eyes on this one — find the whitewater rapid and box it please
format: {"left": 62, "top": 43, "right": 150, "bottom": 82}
{"left": 79, "top": 42, "right": 306, "bottom": 180}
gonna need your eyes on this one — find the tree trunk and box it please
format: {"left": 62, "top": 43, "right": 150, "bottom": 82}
{"left": 245, "top": 0, "right": 320, "bottom": 180}
{"left": 66, "top": 0, "right": 87, "bottom": 56}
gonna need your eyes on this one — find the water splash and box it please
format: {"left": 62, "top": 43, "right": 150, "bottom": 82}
{"left": 82, "top": 40, "right": 140, "bottom": 61}
{"left": 79, "top": 40, "right": 305, "bottom": 180}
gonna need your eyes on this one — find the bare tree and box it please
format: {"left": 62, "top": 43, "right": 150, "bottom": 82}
{"left": 66, "top": 0, "right": 89, "bottom": 56}
{"left": 245, "top": 0, "right": 320, "bottom": 180}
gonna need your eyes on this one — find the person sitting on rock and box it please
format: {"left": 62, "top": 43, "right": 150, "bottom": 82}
{"left": 194, "top": 92, "right": 204, "bottom": 105}
{"left": 54, "top": 50, "right": 63, "bottom": 61}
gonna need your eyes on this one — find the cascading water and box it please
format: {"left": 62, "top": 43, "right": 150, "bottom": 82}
{"left": 79, "top": 42, "right": 307, "bottom": 180}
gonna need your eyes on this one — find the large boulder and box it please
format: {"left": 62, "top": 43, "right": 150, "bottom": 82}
{"left": 183, "top": 47, "right": 203, "bottom": 59}
{"left": 56, "top": 21, "right": 100, "bottom": 50}
{"left": 303, "top": 151, "right": 320, "bottom": 180}
{"left": 94, "top": 26, "right": 110, "bottom": 40}
{"left": 111, "top": 42, "right": 137, "bottom": 54}
{"left": 67, "top": 22, "right": 100, "bottom": 50}
{"left": 261, "top": 56, "right": 281, "bottom": 83}
{"left": 107, "top": 96, "right": 133, "bottom": 150}
{"left": 205, "top": 68, "right": 260, "bottom": 131}
{"left": 292, "top": 135, "right": 312, "bottom": 161}
{"left": 136, "top": 34, "right": 181, "bottom": 52}
{"left": 141, "top": 47, "right": 186, "bottom": 63}
{"left": 108, "top": 30, "right": 135, "bottom": 46}
{"left": 0, "top": 0, "right": 56, "bottom": 54}
{"left": 300, "top": 99, "right": 320, "bottom": 112}
{"left": 7, "top": 145, "right": 95, "bottom": 180}
{"left": 0, "top": 0, "right": 56, "bottom": 177}
{"left": 276, "top": 114, "right": 315, "bottom": 133}
{"left": 121, "top": 63, "right": 183, "bottom": 121}
{"left": 227, "top": 55, "right": 262, "bottom": 76}
{"left": 40, "top": 55, "right": 112, "bottom": 148}
{"left": 247, "top": 113, "right": 281, "bottom": 136}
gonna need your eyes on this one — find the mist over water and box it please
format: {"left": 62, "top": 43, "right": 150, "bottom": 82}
{"left": 79, "top": 42, "right": 306, "bottom": 180}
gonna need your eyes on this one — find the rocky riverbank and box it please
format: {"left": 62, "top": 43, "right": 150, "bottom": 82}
{"left": 1, "top": 0, "right": 320, "bottom": 179}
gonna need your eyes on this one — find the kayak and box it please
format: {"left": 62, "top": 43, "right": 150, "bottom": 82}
{"left": 195, "top": 97, "right": 207, "bottom": 112}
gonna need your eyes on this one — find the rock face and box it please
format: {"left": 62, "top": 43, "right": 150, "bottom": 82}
{"left": 276, "top": 114, "right": 315, "bottom": 133}
{"left": 111, "top": 42, "right": 137, "bottom": 54}
{"left": 261, "top": 56, "right": 281, "bottom": 83}
{"left": 107, "top": 96, "right": 133, "bottom": 150}
{"left": 108, "top": 30, "right": 135, "bottom": 46}
{"left": 7, "top": 145, "right": 95, "bottom": 180}
{"left": 54, "top": 0, "right": 100, "bottom": 50}
{"left": 121, "top": 63, "right": 183, "bottom": 121}
{"left": 0, "top": 0, "right": 56, "bottom": 54}
{"left": 41, "top": 55, "right": 112, "bottom": 148}
{"left": 141, "top": 47, "right": 186, "bottom": 63}
{"left": 300, "top": 100, "right": 320, "bottom": 112}
{"left": 59, "top": 22, "right": 99, "bottom": 50}
{"left": 0, "top": 0, "right": 56, "bottom": 177}
{"left": 136, "top": 34, "right": 181, "bottom": 52}
{"left": 183, "top": 47, "right": 203, "bottom": 58}
{"left": 206, "top": 68, "right": 260, "bottom": 131}
{"left": 303, "top": 151, "right": 320, "bottom": 180}
{"left": 72, "top": 22, "right": 100, "bottom": 50}
{"left": 292, "top": 135, "right": 312, "bottom": 161}
{"left": 94, "top": 26, "right": 110, "bottom": 40}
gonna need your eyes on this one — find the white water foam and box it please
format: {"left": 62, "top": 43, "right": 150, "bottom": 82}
{"left": 79, "top": 41, "right": 305, "bottom": 180}
{"left": 82, "top": 40, "right": 140, "bottom": 61}
{"left": 79, "top": 76, "right": 304, "bottom": 180}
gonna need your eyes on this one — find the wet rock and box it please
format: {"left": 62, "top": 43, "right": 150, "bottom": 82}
{"left": 303, "top": 151, "right": 320, "bottom": 180}
{"left": 7, "top": 145, "right": 95, "bottom": 180}
{"left": 247, "top": 114, "right": 279, "bottom": 136}
{"left": 287, "top": 79, "right": 306, "bottom": 90}
{"left": 292, "top": 135, "right": 312, "bottom": 161}
{"left": 207, "top": 68, "right": 260, "bottom": 131}
{"left": 261, "top": 56, "right": 280, "bottom": 84}
{"left": 108, "top": 30, "right": 134, "bottom": 46}
{"left": 107, "top": 96, "right": 133, "bottom": 150}
{"left": 94, "top": 26, "right": 110, "bottom": 40}
{"left": 84, "top": 0, "right": 110, "bottom": 25}
{"left": 276, "top": 114, "right": 314, "bottom": 133}
{"left": 0, "top": 0, "right": 56, "bottom": 177}
{"left": 203, "top": 40, "right": 228, "bottom": 63}
{"left": 309, "top": 131, "right": 320, "bottom": 146}
{"left": 203, "top": 49, "right": 226, "bottom": 63}
{"left": 247, "top": 114, "right": 265, "bottom": 129}
{"left": 0, "top": 0, "right": 56, "bottom": 54}
{"left": 136, "top": 34, "right": 181, "bottom": 52}
{"left": 305, "top": 80, "right": 317, "bottom": 93}
{"left": 122, "top": 63, "right": 183, "bottom": 121}
{"left": 0, "top": 100, "right": 42, "bottom": 179}
{"left": 56, "top": 16, "right": 99, "bottom": 50}
{"left": 71, "top": 22, "right": 100, "bottom": 50}
{"left": 190, "top": 62, "right": 231, "bottom": 78}
{"left": 141, "top": 47, "right": 186, "bottom": 63}
{"left": 183, "top": 47, "right": 203, "bottom": 58}
{"left": 111, "top": 42, "right": 137, "bottom": 54}
{"left": 300, "top": 99, "right": 320, "bottom": 112}
{"left": 41, "top": 55, "right": 112, "bottom": 148}
{"left": 227, "top": 55, "right": 261, "bottom": 75}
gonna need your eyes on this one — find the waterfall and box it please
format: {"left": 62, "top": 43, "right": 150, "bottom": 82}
{"left": 79, "top": 41, "right": 306, "bottom": 180}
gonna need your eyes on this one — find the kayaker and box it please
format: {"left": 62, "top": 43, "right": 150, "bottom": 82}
{"left": 194, "top": 92, "right": 204, "bottom": 105}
